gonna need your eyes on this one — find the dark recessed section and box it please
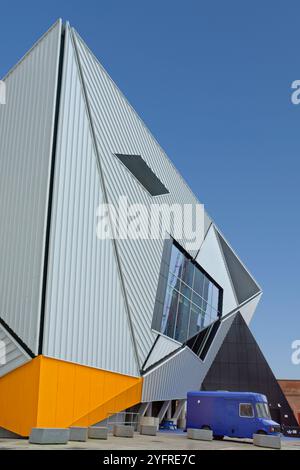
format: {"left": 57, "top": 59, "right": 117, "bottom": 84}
{"left": 202, "top": 313, "right": 298, "bottom": 427}
{"left": 185, "top": 319, "right": 221, "bottom": 360}
{"left": 114, "top": 153, "right": 169, "bottom": 196}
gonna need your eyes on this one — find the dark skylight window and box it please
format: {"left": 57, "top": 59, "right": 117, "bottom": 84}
{"left": 114, "top": 154, "right": 169, "bottom": 196}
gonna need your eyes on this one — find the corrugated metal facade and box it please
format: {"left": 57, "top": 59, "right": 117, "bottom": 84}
{"left": 42, "top": 26, "right": 139, "bottom": 377}
{"left": 0, "top": 20, "right": 62, "bottom": 353}
{"left": 142, "top": 313, "right": 237, "bottom": 402}
{"left": 142, "top": 347, "right": 205, "bottom": 402}
{"left": 72, "top": 30, "right": 207, "bottom": 366}
{"left": 143, "top": 336, "right": 181, "bottom": 370}
{"left": 0, "top": 17, "right": 262, "bottom": 398}
{"left": 0, "top": 324, "right": 31, "bottom": 378}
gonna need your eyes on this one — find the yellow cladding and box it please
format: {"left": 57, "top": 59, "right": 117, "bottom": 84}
{"left": 0, "top": 356, "right": 142, "bottom": 436}
{"left": 0, "top": 357, "right": 40, "bottom": 436}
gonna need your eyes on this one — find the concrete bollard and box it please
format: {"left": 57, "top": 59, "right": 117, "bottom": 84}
{"left": 187, "top": 428, "right": 213, "bottom": 441}
{"left": 88, "top": 426, "right": 108, "bottom": 440}
{"left": 29, "top": 428, "right": 70, "bottom": 444}
{"left": 113, "top": 424, "right": 134, "bottom": 438}
{"left": 139, "top": 416, "right": 159, "bottom": 430}
{"left": 253, "top": 434, "right": 281, "bottom": 449}
{"left": 69, "top": 426, "right": 88, "bottom": 442}
{"left": 140, "top": 425, "right": 157, "bottom": 436}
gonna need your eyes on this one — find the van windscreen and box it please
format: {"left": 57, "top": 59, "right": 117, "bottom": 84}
{"left": 256, "top": 402, "right": 271, "bottom": 419}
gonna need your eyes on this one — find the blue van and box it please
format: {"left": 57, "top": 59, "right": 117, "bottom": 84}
{"left": 186, "top": 391, "right": 281, "bottom": 439}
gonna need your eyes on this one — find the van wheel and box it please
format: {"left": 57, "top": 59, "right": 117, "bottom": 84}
{"left": 214, "top": 435, "right": 224, "bottom": 440}
{"left": 256, "top": 430, "right": 267, "bottom": 435}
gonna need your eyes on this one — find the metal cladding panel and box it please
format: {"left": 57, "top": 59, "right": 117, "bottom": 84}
{"left": 239, "top": 293, "right": 262, "bottom": 325}
{"left": 142, "top": 347, "right": 205, "bottom": 402}
{"left": 196, "top": 225, "right": 238, "bottom": 315}
{"left": 43, "top": 26, "right": 139, "bottom": 377}
{"left": 143, "top": 335, "right": 181, "bottom": 370}
{"left": 0, "top": 20, "right": 62, "bottom": 353}
{"left": 215, "top": 229, "right": 261, "bottom": 304}
{"left": 204, "top": 211, "right": 212, "bottom": 237}
{"left": 72, "top": 30, "right": 207, "bottom": 366}
{"left": 142, "top": 314, "right": 236, "bottom": 402}
{"left": 0, "top": 324, "right": 31, "bottom": 378}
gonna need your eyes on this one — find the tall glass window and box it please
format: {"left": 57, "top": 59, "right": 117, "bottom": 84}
{"left": 160, "top": 243, "right": 222, "bottom": 343}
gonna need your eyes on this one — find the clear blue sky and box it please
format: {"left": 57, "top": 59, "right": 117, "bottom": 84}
{"left": 1, "top": 1, "right": 299, "bottom": 379}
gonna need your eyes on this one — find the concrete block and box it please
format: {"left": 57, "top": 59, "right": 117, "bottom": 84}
{"left": 113, "top": 424, "right": 134, "bottom": 438}
{"left": 140, "top": 425, "right": 157, "bottom": 436}
{"left": 139, "top": 416, "right": 159, "bottom": 430}
{"left": 29, "top": 428, "right": 70, "bottom": 444}
{"left": 69, "top": 427, "right": 88, "bottom": 442}
{"left": 187, "top": 428, "right": 213, "bottom": 441}
{"left": 88, "top": 426, "right": 108, "bottom": 440}
{"left": 253, "top": 434, "right": 281, "bottom": 449}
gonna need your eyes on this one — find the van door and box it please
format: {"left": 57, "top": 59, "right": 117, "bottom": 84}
{"left": 225, "top": 399, "right": 239, "bottom": 437}
{"left": 238, "top": 402, "right": 256, "bottom": 438}
{"left": 225, "top": 400, "right": 256, "bottom": 438}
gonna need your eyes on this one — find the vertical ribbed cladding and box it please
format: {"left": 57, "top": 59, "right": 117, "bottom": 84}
{"left": 0, "top": 20, "right": 62, "bottom": 354}
{"left": 142, "top": 347, "right": 205, "bottom": 401}
{"left": 72, "top": 31, "right": 207, "bottom": 365}
{"left": 38, "top": 22, "right": 66, "bottom": 355}
{"left": 0, "top": 323, "right": 31, "bottom": 378}
{"left": 42, "top": 24, "right": 139, "bottom": 376}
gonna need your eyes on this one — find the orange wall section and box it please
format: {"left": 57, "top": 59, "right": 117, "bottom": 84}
{"left": 0, "top": 356, "right": 142, "bottom": 436}
{"left": 0, "top": 357, "right": 41, "bottom": 436}
{"left": 36, "top": 356, "right": 143, "bottom": 429}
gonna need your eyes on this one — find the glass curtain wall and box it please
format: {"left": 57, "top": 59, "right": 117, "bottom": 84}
{"left": 160, "top": 244, "right": 221, "bottom": 343}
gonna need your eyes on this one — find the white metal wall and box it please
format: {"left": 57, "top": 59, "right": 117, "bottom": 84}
{"left": 142, "top": 313, "right": 237, "bottom": 402}
{"left": 0, "top": 17, "right": 262, "bottom": 383}
{"left": 0, "top": 20, "right": 62, "bottom": 353}
{"left": 43, "top": 26, "right": 139, "bottom": 377}
{"left": 143, "top": 335, "right": 181, "bottom": 370}
{"left": 196, "top": 225, "right": 238, "bottom": 315}
{"left": 142, "top": 347, "right": 205, "bottom": 402}
{"left": 0, "top": 324, "right": 31, "bottom": 378}
{"left": 72, "top": 30, "right": 208, "bottom": 367}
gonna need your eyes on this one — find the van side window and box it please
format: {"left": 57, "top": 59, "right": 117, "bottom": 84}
{"left": 239, "top": 403, "right": 254, "bottom": 418}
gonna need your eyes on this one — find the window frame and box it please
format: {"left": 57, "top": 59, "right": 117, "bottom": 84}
{"left": 151, "top": 237, "right": 224, "bottom": 344}
{"left": 158, "top": 242, "right": 223, "bottom": 343}
{"left": 239, "top": 403, "right": 255, "bottom": 419}
{"left": 256, "top": 402, "right": 271, "bottom": 419}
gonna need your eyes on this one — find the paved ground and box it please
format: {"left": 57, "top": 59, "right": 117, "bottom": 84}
{"left": 0, "top": 432, "right": 299, "bottom": 450}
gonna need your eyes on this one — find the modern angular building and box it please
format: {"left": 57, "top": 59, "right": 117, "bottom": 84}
{"left": 0, "top": 19, "right": 296, "bottom": 436}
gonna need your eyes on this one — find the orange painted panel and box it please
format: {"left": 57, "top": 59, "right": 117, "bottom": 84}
{"left": 36, "top": 355, "right": 59, "bottom": 427}
{"left": 37, "top": 357, "right": 142, "bottom": 428}
{"left": 0, "top": 355, "right": 142, "bottom": 436}
{"left": 0, "top": 357, "right": 41, "bottom": 436}
{"left": 73, "top": 381, "right": 143, "bottom": 427}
